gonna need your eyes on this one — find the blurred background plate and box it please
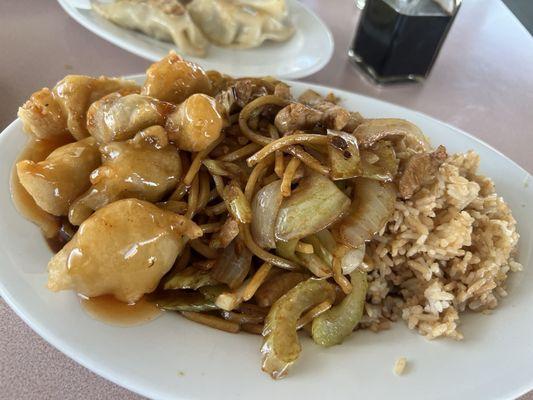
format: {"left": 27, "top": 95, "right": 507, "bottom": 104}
{"left": 56, "top": 0, "right": 334, "bottom": 79}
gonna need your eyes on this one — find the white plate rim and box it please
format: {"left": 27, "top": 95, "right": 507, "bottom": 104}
{"left": 55, "top": 0, "right": 335, "bottom": 79}
{"left": 1, "top": 77, "right": 532, "bottom": 400}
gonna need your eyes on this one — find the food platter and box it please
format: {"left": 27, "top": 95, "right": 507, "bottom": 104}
{"left": 1, "top": 77, "right": 532, "bottom": 400}
{"left": 56, "top": 0, "right": 334, "bottom": 79}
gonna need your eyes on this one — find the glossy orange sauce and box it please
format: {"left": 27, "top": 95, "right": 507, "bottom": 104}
{"left": 80, "top": 295, "right": 162, "bottom": 327}
{"left": 12, "top": 137, "right": 163, "bottom": 326}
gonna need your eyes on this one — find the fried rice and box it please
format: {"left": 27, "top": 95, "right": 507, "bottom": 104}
{"left": 360, "top": 149, "right": 522, "bottom": 339}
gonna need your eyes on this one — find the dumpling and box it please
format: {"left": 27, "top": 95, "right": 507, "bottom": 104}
{"left": 91, "top": 0, "right": 208, "bottom": 57}
{"left": 48, "top": 198, "right": 202, "bottom": 303}
{"left": 17, "top": 88, "right": 70, "bottom": 140}
{"left": 87, "top": 93, "right": 175, "bottom": 143}
{"left": 53, "top": 75, "right": 139, "bottom": 140}
{"left": 69, "top": 126, "right": 182, "bottom": 225}
{"left": 166, "top": 93, "right": 224, "bottom": 151}
{"left": 234, "top": 0, "right": 289, "bottom": 19}
{"left": 16, "top": 137, "right": 101, "bottom": 216}
{"left": 141, "top": 51, "right": 211, "bottom": 104}
{"left": 186, "top": 0, "right": 294, "bottom": 48}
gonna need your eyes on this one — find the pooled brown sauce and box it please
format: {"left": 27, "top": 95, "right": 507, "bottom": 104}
{"left": 46, "top": 218, "right": 77, "bottom": 253}
{"left": 80, "top": 295, "right": 163, "bottom": 327}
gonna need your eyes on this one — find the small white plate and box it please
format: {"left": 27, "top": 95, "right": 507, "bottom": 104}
{"left": 56, "top": 0, "right": 334, "bottom": 79}
{"left": 1, "top": 78, "right": 532, "bottom": 400}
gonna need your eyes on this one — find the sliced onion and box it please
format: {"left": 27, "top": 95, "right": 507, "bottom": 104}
{"left": 339, "top": 243, "right": 365, "bottom": 275}
{"left": 275, "top": 173, "right": 350, "bottom": 242}
{"left": 334, "top": 178, "right": 396, "bottom": 248}
{"left": 251, "top": 180, "right": 283, "bottom": 249}
{"left": 315, "top": 229, "right": 336, "bottom": 254}
{"left": 275, "top": 239, "right": 299, "bottom": 262}
{"left": 212, "top": 239, "right": 252, "bottom": 289}
{"left": 327, "top": 130, "right": 361, "bottom": 180}
{"left": 222, "top": 182, "right": 252, "bottom": 224}
{"left": 359, "top": 141, "right": 399, "bottom": 182}
{"left": 353, "top": 118, "right": 430, "bottom": 150}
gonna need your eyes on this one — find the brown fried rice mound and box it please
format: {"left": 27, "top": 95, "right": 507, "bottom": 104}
{"left": 360, "top": 149, "right": 522, "bottom": 340}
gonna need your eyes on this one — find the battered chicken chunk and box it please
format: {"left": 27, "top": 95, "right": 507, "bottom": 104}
{"left": 142, "top": 51, "right": 211, "bottom": 104}
{"left": 69, "top": 126, "right": 182, "bottom": 225}
{"left": 18, "top": 76, "right": 139, "bottom": 141}
{"left": 16, "top": 137, "right": 101, "bottom": 216}
{"left": 399, "top": 145, "right": 448, "bottom": 199}
{"left": 165, "top": 93, "right": 224, "bottom": 151}
{"left": 53, "top": 75, "right": 139, "bottom": 140}
{"left": 87, "top": 93, "right": 175, "bottom": 143}
{"left": 48, "top": 198, "right": 202, "bottom": 303}
{"left": 17, "top": 88, "right": 70, "bottom": 140}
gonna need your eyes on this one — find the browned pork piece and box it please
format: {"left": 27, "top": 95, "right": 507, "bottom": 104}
{"left": 298, "top": 89, "right": 363, "bottom": 131}
{"left": 274, "top": 103, "right": 323, "bottom": 134}
{"left": 353, "top": 118, "right": 430, "bottom": 149}
{"left": 142, "top": 51, "right": 211, "bottom": 104}
{"left": 215, "top": 78, "right": 274, "bottom": 114}
{"left": 399, "top": 145, "right": 448, "bottom": 199}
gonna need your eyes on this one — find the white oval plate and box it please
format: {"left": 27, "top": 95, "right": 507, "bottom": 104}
{"left": 56, "top": 0, "right": 334, "bottom": 79}
{"left": 1, "top": 78, "right": 532, "bottom": 400}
